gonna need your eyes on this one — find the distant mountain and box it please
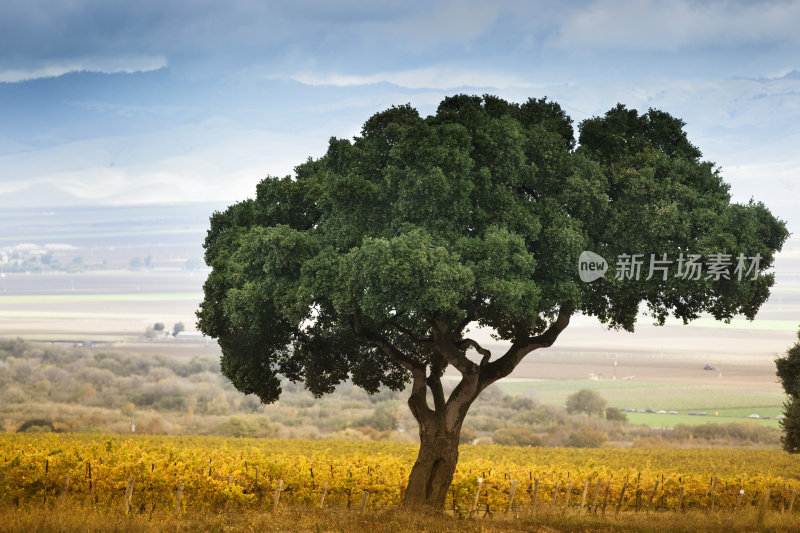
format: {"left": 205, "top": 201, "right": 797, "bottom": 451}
{"left": 0, "top": 183, "right": 85, "bottom": 208}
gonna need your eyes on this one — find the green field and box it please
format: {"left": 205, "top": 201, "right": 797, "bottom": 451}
{"left": 624, "top": 412, "right": 780, "bottom": 429}
{"left": 498, "top": 379, "right": 784, "bottom": 428}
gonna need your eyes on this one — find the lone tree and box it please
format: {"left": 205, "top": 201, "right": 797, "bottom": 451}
{"left": 565, "top": 388, "right": 606, "bottom": 416}
{"left": 197, "top": 95, "right": 787, "bottom": 508}
{"left": 776, "top": 327, "right": 800, "bottom": 452}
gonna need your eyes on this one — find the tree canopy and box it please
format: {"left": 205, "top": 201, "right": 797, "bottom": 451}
{"left": 776, "top": 327, "right": 800, "bottom": 453}
{"left": 197, "top": 94, "right": 787, "bottom": 506}
{"left": 198, "top": 95, "right": 785, "bottom": 403}
{"left": 565, "top": 388, "right": 607, "bottom": 417}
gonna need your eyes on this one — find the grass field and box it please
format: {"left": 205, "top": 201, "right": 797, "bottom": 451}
{"left": 2, "top": 505, "right": 798, "bottom": 533}
{"left": 498, "top": 379, "right": 784, "bottom": 428}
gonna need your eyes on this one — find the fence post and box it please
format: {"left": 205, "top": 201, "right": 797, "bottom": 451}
{"left": 709, "top": 477, "right": 717, "bottom": 511}
{"left": 273, "top": 479, "right": 283, "bottom": 511}
{"left": 470, "top": 478, "right": 483, "bottom": 518}
{"left": 676, "top": 486, "right": 685, "bottom": 513}
{"left": 789, "top": 487, "right": 798, "bottom": 513}
{"left": 549, "top": 481, "right": 560, "bottom": 511}
{"left": 223, "top": 475, "right": 234, "bottom": 512}
{"left": 647, "top": 480, "right": 659, "bottom": 511}
{"left": 58, "top": 476, "right": 70, "bottom": 502}
{"left": 124, "top": 477, "right": 135, "bottom": 515}
{"left": 529, "top": 478, "right": 540, "bottom": 514}
{"left": 360, "top": 491, "right": 370, "bottom": 513}
{"left": 590, "top": 479, "right": 603, "bottom": 514}
{"left": 615, "top": 480, "right": 628, "bottom": 514}
{"left": 507, "top": 480, "right": 518, "bottom": 514}
{"left": 175, "top": 480, "right": 184, "bottom": 514}
{"left": 601, "top": 480, "right": 611, "bottom": 515}
{"left": 758, "top": 488, "right": 772, "bottom": 528}
{"left": 580, "top": 479, "right": 589, "bottom": 509}
{"left": 783, "top": 482, "right": 787, "bottom": 512}
{"left": 735, "top": 487, "right": 744, "bottom": 511}
{"left": 319, "top": 481, "right": 328, "bottom": 508}
{"left": 563, "top": 479, "right": 574, "bottom": 509}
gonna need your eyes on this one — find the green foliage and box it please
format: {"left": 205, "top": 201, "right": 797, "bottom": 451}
{"left": 780, "top": 398, "right": 800, "bottom": 453}
{"left": 777, "top": 327, "right": 800, "bottom": 452}
{"left": 669, "top": 422, "right": 779, "bottom": 445}
{"left": 172, "top": 322, "right": 185, "bottom": 337}
{"left": 218, "top": 416, "right": 268, "bottom": 438}
{"left": 362, "top": 403, "right": 399, "bottom": 431}
{"left": 776, "top": 328, "right": 800, "bottom": 398}
{"left": 565, "top": 389, "right": 607, "bottom": 416}
{"left": 16, "top": 419, "right": 56, "bottom": 433}
{"left": 196, "top": 94, "right": 787, "bottom": 409}
{"left": 604, "top": 406, "right": 628, "bottom": 422}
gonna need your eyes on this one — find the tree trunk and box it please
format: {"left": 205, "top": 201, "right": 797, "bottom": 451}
{"left": 403, "top": 419, "right": 462, "bottom": 508}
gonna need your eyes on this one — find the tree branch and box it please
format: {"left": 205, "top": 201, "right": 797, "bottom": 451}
{"left": 349, "top": 310, "right": 433, "bottom": 423}
{"left": 427, "top": 354, "right": 446, "bottom": 414}
{"left": 350, "top": 311, "right": 425, "bottom": 374}
{"left": 430, "top": 319, "right": 479, "bottom": 376}
{"left": 408, "top": 366, "right": 433, "bottom": 424}
{"left": 457, "top": 338, "right": 492, "bottom": 366}
{"left": 391, "top": 322, "right": 432, "bottom": 345}
{"left": 481, "top": 304, "right": 574, "bottom": 385}
{"left": 444, "top": 373, "right": 480, "bottom": 432}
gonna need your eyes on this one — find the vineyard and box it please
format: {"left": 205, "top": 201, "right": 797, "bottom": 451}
{"left": 2, "top": 434, "right": 800, "bottom": 520}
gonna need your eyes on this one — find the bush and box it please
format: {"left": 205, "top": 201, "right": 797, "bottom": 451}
{"left": 357, "top": 403, "right": 398, "bottom": 431}
{"left": 459, "top": 427, "right": 477, "bottom": 444}
{"left": 566, "top": 428, "right": 608, "bottom": 448}
{"left": 668, "top": 422, "right": 780, "bottom": 445}
{"left": 492, "top": 427, "right": 544, "bottom": 447}
{"left": 17, "top": 419, "right": 55, "bottom": 433}
{"left": 605, "top": 407, "right": 628, "bottom": 422}
{"left": 219, "top": 416, "right": 260, "bottom": 438}
{"left": 503, "top": 396, "right": 536, "bottom": 411}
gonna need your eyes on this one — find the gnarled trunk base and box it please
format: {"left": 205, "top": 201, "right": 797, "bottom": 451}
{"left": 403, "top": 427, "right": 460, "bottom": 508}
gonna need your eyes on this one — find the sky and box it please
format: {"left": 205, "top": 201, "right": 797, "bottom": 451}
{"left": 0, "top": 0, "right": 799, "bottom": 239}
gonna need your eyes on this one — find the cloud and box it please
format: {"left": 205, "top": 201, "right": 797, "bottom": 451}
{"left": 282, "top": 67, "right": 539, "bottom": 90}
{"left": 0, "top": 0, "right": 505, "bottom": 79}
{"left": 558, "top": 0, "right": 800, "bottom": 51}
{"left": 0, "top": 55, "right": 167, "bottom": 83}
{"left": 0, "top": 121, "right": 328, "bottom": 205}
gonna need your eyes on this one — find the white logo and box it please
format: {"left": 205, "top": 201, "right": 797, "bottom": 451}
{"left": 578, "top": 251, "right": 608, "bottom": 282}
